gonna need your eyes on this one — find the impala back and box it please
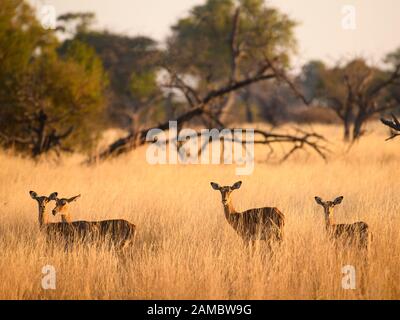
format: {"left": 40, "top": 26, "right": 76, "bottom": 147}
{"left": 235, "top": 207, "right": 285, "bottom": 241}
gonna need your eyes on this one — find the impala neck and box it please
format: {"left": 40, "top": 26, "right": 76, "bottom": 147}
{"left": 60, "top": 206, "right": 72, "bottom": 223}
{"left": 324, "top": 209, "right": 334, "bottom": 231}
{"left": 38, "top": 206, "right": 49, "bottom": 229}
{"left": 223, "top": 198, "right": 237, "bottom": 222}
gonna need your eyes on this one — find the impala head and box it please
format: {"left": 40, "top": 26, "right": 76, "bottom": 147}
{"left": 52, "top": 194, "right": 81, "bottom": 216}
{"left": 29, "top": 191, "right": 58, "bottom": 213}
{"left": 314, "top": 196, "right": 344, "bottom": 217}
{"left": 210, "top": 181, "right": 242, "bottom": 205}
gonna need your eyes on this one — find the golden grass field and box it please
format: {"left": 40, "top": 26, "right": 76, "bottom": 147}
{"left": 0, "top": 122, "right": 399, "bottom": 300}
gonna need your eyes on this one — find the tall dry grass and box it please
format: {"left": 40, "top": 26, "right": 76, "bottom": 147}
{"left": 0, "top": 123, "right": 399, "bottom": 299}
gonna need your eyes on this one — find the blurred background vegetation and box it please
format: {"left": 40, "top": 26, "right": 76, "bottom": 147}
{"left": 0, "top": 0, "right": 399, "bottom": 159}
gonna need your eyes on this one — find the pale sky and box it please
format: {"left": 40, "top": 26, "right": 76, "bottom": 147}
{"left": 30, "top": 0, "right": 400, "bottom": 68}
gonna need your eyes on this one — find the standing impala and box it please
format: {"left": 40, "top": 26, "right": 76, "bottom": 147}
{"left": 314, "top": 196, "right": 371, "bottom": 250}
{"left": 29, "top": 191, "right": 85, "bottom": 243}
{"left": 210, "top": 181, "right": 285, "bottom": 246}
{"left": 52, "top": 194, "right": 136, "bottom": 249}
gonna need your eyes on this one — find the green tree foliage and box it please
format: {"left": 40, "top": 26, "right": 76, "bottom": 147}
{"left": 0, "top": 0, "right": 53, "bottom": 130}
{"left": 385, "top": 48, "right": 400, "bottom": 66}
{"left": 78, "top": 33, "right": 163, "bottom": 129}
{"left": 0, "top": 1, "right": 108, "bottom": 156}
{"left": 57, "top": 12, "right": 95, "bottom": 35}
{"left": 50, "top": 40, "right": 108, "bottom": 151}
{"left": 167, "top": 0, "right": 297, "bottom": 91}
{"left": 129, "top": 70, "right": 158, "bottom": 102}
{"left": 57, "top": 12, "right": 163, "bottom": 129}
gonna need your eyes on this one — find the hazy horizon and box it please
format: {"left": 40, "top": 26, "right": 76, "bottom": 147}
{"left": 29, "top": 0, "right": 400, "bottom": 68}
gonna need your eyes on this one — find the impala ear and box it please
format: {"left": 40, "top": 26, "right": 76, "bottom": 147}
{"left": 314, "top": 196, "right": 324, "bottom": 205}
{"left": 333, "top": 196, "right": 344, "bottom": 205}
{"left": 67, "top": 194, "right": 81, "bottom": 203}
{"left": 48, "top": 192, "right": 58, "bottom": 200}
{"left": 231, "top": 181, "right": 242, "bottom": 190}
{"left": 210, "top": 182, "right": 221, "bottom": 190}
{"left": 29, "top": 191, "right": 38, "bottom": 199}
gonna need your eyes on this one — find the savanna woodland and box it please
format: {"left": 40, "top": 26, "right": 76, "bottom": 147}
{"left": 1, "top": 0, "right": 400, "bottom": 300}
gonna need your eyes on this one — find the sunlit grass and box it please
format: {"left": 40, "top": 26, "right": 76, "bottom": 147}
{"left": 0, "top": 122, "right": 399, "bottom": 299}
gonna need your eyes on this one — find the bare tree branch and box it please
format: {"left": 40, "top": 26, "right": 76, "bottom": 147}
{"left": 162, "top": 66, "right": 201, "bottom": 108}
{"left": 143, "top": 126, "right": 328, "bottom": 163}
{"left": 381, "top": 113, "right": 400, "bottom": 140}
{"left": 263, "top": 56, "right": 310, "bottom": 106}
{"left": 369, "top": 64, "right": 400, "bottom": 99}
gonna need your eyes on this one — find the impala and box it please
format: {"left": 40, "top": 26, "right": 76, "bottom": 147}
{"left": 314, "top": 196, "right": 371, "bottom": 250}
{"left": 29, "top": 190, "right": 85, "bottom": 244}
{"left": 52, "top": 194, "right": 136, "bottom": 249}
{"left": 210, "top": 181, "right": 285, "bottom": 246}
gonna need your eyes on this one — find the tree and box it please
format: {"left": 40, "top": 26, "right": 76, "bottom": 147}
{"left": 92, "top": 0, "right": 327, "bottom": 163}
{"left": 166, "top": 0, "right": 297, "bottom": 123}
{"left": 300, "top": 58, "right": 400, "bottom": 141}
{"left": 0, "top": 1, "right": 108, "bottom": 157}
{"left": 385, "top": 48, "right": 400, "bottom": 107}
{"left": 57, "top": 12, "right": 164, "bottom": 130}
{"left": 73, "top": 33, "right": 163, "bottom": 131}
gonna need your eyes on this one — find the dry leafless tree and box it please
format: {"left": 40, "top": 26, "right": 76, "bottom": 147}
{"left": 381, "top": 113, "right": 400, "bottom": 141}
